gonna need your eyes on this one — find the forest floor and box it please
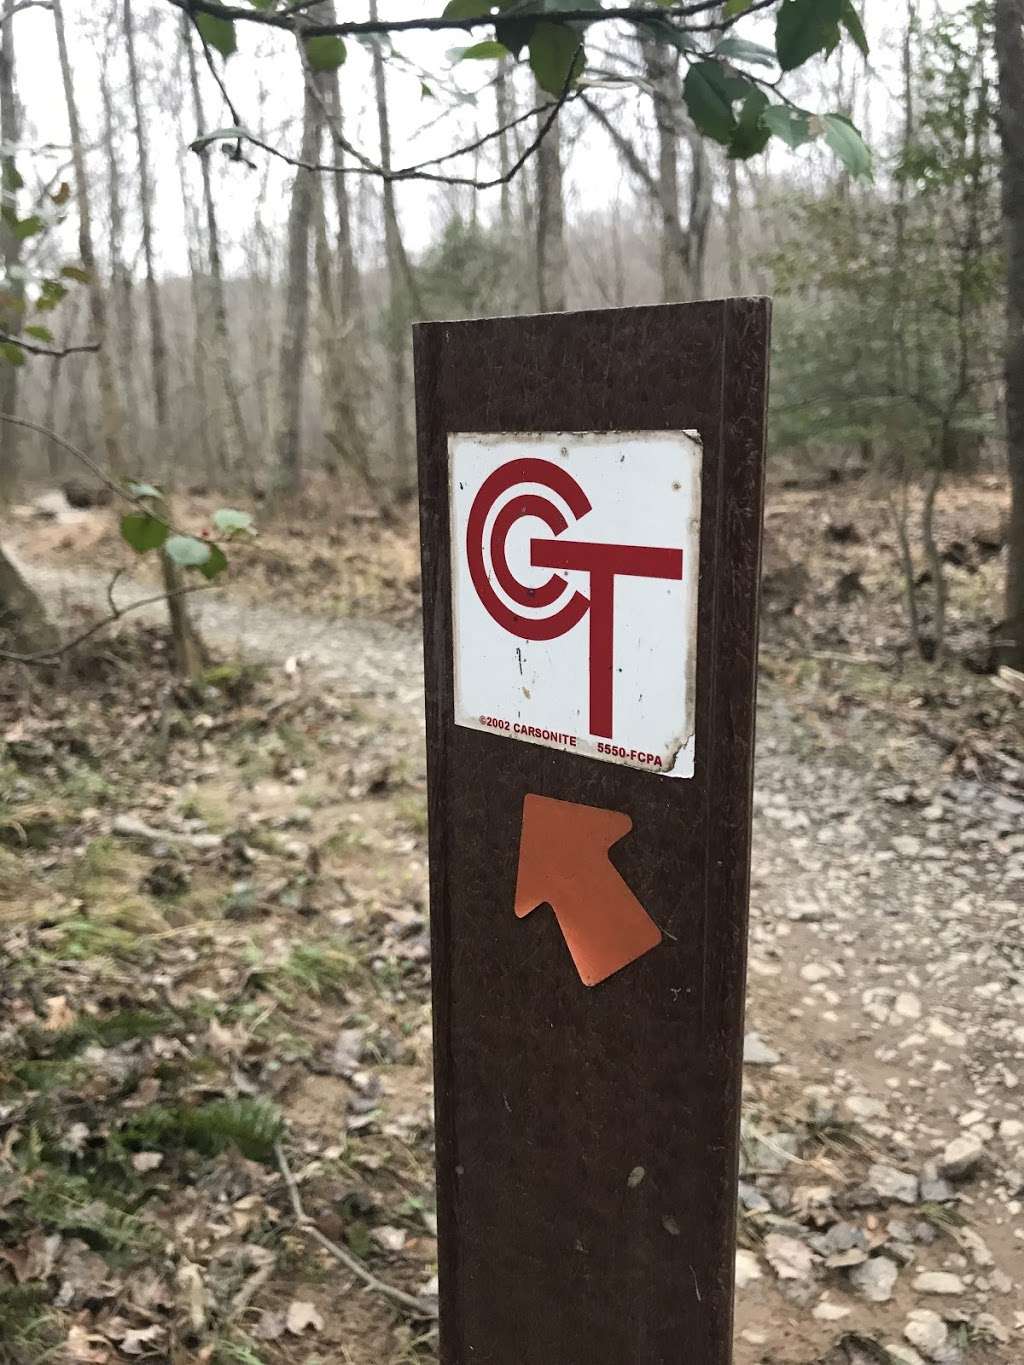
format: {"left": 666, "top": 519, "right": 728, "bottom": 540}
{"left": 0, "top": 476, "right": 1021, "bottom": 1365}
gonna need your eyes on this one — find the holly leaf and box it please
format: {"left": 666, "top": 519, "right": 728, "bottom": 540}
{"left": 728, "top": 89, "right": 771, "bottom": 159}
{"left": 443, "top": 0, "right": 493, "bottom": 17}
{"left": 761, "top": 104, "right": 814, "bottom": 148}
{"left": 683, "top": 61, "right": 751, "bottom": 145}
{"left": 821, "top": 112, "right": 872, "bottom": 178}
{"left": 775, "top": 0, "right": 843, "bottom": 72}
{"left": 842, "top": 1, "right": 869, "bottom": 58}
{"left": 120, "top": 513, "right": 168, "bottom": 554}
{"left": 715, "top": 35, "right": 777, "bottom": 68}
{"left": 305, "top": 35, "right": 347, "bottom": 71}
{"left": 164, "top": 534, "right": 212, "bottom": 569}
{"left": 455, "top": 40, "right": 510, "bottom": 61}
{"left": 212, "top": 508, "right": 255, "bottom": 537}
{"left": 195, "top": 12, "right": 237, "bottom": 59}
{"left": 528, "top": 21, "right": 584, "bottom": 95}
{"left": 197, "top": 543, "right": 228, "bottom": 581}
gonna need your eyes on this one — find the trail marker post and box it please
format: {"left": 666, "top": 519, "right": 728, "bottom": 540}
{"left": 414, "top": 300, "right": 770, "bottom": 1364}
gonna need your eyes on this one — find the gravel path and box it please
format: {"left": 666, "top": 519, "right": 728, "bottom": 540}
{"left": 25, "top": 557, "right": 1024, "bottom": 1361}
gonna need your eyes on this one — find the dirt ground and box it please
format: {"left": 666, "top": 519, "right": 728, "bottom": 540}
{"left": 0, "top": 475, "right": 1021, "bottom": 1364}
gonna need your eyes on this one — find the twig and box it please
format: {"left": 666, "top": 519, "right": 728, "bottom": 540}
{"left": 170, "top": 0, "right": 779, "bottom": 40}
{"left": 274, "top": 1140, "right": 438, "bottom": 1320}
{"left": 0, "top": 581, "right": 216, "bottom": 664}
{"left": 0, "top": 331, "right": 99, "bottom": 359}
{"left": 0, "top": 412, "right": 181, "bottom": 533}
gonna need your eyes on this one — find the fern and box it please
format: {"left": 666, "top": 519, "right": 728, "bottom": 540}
{"left": 125, "top": 1098, "right": 283, "bottom": 1163}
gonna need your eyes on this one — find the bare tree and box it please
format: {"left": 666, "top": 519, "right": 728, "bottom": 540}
{"left": 125, "top": 0, "right": 202, "bottom": 680}
{"left": 996, "top": 0, "right": 1024, "bottom": 668}
{"left": 275, "top": 70, "right": 321, "bottom": 493}
{"left": 370, "top": 0, "right": 418, "bottom": 492}
{"left": 54, "top": 0, "right": 125, "bottom": 473}
{"left": 184, "top": 20, "right": 249, "bottom": 476}
{"left": 535, "top": 89, "right": 567, "bottom": 311}
{"left": 0, "top": 0, "right": 22, "bottom": 502}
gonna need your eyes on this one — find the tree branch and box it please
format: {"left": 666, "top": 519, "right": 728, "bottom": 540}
{"left": 168, "top": 0, "right": 769, "bottom": 41}
{"left": 0, "top": 578, "right": 215, "bottom": 664}
{"left": 274, "top": 1141, "right": 437, "bottom": 1321}
{"left": 0, "top": 331, "right": 99, "bottom": 359}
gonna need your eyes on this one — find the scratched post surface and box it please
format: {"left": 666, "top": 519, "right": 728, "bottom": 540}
{"left": 414, "top": 300, "right": 770, "bottom": 1365}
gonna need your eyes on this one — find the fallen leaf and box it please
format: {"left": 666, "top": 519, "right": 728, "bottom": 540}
{"left": 286, "top": 1299, "right": 324, "bottom": 1335}
{"left": 65, "top": 1324, "right": 110, "bottom": 1363}
{"left": 43, "top": 994, "right": 76, "bottom": 1031}
{"left": 131, "top": 1151, "right": 163, "bottom": 1173}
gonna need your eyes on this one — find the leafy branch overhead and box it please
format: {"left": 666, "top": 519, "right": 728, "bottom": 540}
{"left": 178, "top": 0, "right": 873, "bottom": 180}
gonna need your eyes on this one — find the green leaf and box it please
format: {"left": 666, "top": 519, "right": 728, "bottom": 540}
{"left": 821, "top": 112, "right": 872, "bottom": 178}
{"left": 724, "top": 0, "right": 753, "bottom": 14}
{"left": 455, "top": 39, "right": 510, "bottom": 60}
{"left": 528, "top": 21, "right": 583, "bottom": 95}
{"left": 682, "top": 61, "right": 750, "bottom": 145}
{"left": 443, "top": 0, "right": 493, "bottom": 17}
{"left": 0, "top": 341, "right": 24, "bottom": 366}
{"left": 35, "top": 279, "right": 68, "bottom": 312}
{"left": 841, "top": 0, "right": 869, "bottom": 58}
{"left": 728, "top": 89, "right": 771, "bottom": 159}
{"left": 212, "top": 507, "right": 254, "bottom": 537}
{"left": 164, "top": 534, "right": 212, "bottom": 569}
{"left": 636, "top": 15, "right": 698, "bottom": 55}
{"left": 126, "top": 481, "right": 162, "bottom": 499}
{"left": 305, "top": 35, "right": 347, "bottom": 72}
{"left": 3, "top": 210, "right": 44, "bottom": 241}
{"left": 197, "top": 543, "right": 228, "bottom": 581}
{"left": 120, "top": 512, "right": 168, "bottom": 554}
{"left": 715, "top": 35, "right": 777, "bottom": 68}
{"left": 775, "top": 0, "right": 843, "bottom": 73}
{"left": 761, "top": 104, "right": 814, "bottom": 148}
{"left": 2, "top": 163, "right": 23, "bottom": 193}
{"left": 24, "top": 325, "right": 53, "bottom": 343}
{"left": 60, "top": 264, "right": 90, "bottom": 283}
{"left": 195, "top": 11, "right": 237, "bottom": 59}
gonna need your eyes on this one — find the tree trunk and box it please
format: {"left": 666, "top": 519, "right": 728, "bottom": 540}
{"left": 726, "top": 159, "right": 743, "bottom": 296}
{"left": 995, "top": 0, "right": 1024, "bottom": 668}
{"left": 53, "top": 0, "right": 125, "bottom": 474}
{"left": 642, "top": 40, "right": 689, "bottom": 302}
{"left": 370, "top": 0, "right": 416, "bottom": 494}
{"left": 495, "top": 56, "right": 514, "bottom": 234}
{"left": 535, "top": 88, "right": 567, "bottom": 312}
{"left": 98, "top": 43, "right": 139, "bottom": 451}
{"left": 683, "top": 123, "right": 712, "bottom": 300}
{"left": 0, "top": 543, "right": 57, "bottom": 655}
{"left": 0, "top": 0, "right": 23, "bottom": 504}
{"left": 125, "top": 0, "right": 202, "bottom": 682}
{"left": 185, "top": 20, "right": 249, "bottom": 477}
{"left": 274, "top": 73, "right": 321, "bottom": 494}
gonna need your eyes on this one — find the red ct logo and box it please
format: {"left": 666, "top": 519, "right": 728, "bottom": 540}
{"left": 466, "top": 457, "right": 683, "bottom": 739}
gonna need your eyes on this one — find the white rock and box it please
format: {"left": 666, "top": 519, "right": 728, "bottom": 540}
{"left": 812, "top": 1299, "right": 851, "bottom": 1322}
{"left": 734, "top": 1248, "right": 761, "bottom": 1290}
{"left": 887, "top": 1347, "right": 926, "bottom": 1365}
{"left": 850, "top": 1255, "right": 899, "bottom": 1303}
{"left": 913, "top": 1271, "right": 965, "bottom": 1296}
{"left": 800, "top": 963, "right": 831, "bottom": 984}
{"left": 894, "top": 992, "right": 922, "bottom": 1020}
{"left": 764, "top": 1233, "right": 814, "bottom": 1281}
{"left": 845, "top": 1095, "right": 888, "bottom": 1121}
{"left": 939, "top": 1134, "right": 985, "bottom": 1179}
{"left": 905, "top": 1308, "right": 948, "bottom": 1354}
{"left": 868, "top": 1163, "right": 919, "bottom": 1205}
{"left": 743, "top": 1032, "right": 781, "bottom": 1067}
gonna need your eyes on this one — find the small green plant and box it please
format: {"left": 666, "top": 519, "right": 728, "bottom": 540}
{"left": 124, "top": 1097, "right": 284, "bottom": 1164}
{"left": 0, "top": 1284, "right": 61, "bottom": 1363}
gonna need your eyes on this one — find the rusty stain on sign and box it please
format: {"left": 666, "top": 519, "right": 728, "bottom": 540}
{"left": 449, "top": 430, "right": 702, "bottom": 777}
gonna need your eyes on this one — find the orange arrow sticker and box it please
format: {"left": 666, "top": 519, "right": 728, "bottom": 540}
{"left": 514, "top": 794, "right": 662, "bottom": 987}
